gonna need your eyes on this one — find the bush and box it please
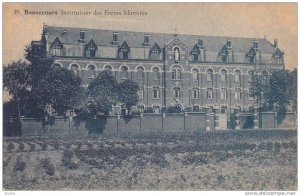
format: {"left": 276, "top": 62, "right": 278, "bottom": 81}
{"left": 143, "top": 107, "right": 154, "bottom": 113}
{"left": 18, "top": 142, "right": 25, "bottom": 151}
{"left": 14, "top": 159, "right": 26, "bottom": 172}
{"left": 7, "top": 142, "right": 14, "bottom": 152}
{"left": 61, "top": 150, "right": 78, "bottom": 170}
{"left": 40, "top": 158, "right": 55, "bottom": 176}
{"left": 167, "top": 105, "right": 182, "bottom": 114}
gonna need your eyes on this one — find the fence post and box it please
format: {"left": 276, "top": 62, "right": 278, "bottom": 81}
{"left": 205, "top": 107, "right": 211, "bottom": 132}
{"left": 117, "top": 115, "right": 120, "bottom": 133}
{"left": 234, "top": 109, "right": 240, "bottom": 130}
{"left": 253, "top": 106, "right": 259, "bottom": 129}
{"left": 184, "top": 112, "right": 188, "bottom": 132}
{"left": 162, "top": 113, "right": 165, "bottom": 132}
{"left": 140, "top": 113, "right": 143, "bottom": 133}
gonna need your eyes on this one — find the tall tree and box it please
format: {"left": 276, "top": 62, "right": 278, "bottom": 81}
{"left": 117, "top": 79, "right": 139, "bottom": 115}
{"left": 86, "top": 70, "right": 118, "bottom": 116}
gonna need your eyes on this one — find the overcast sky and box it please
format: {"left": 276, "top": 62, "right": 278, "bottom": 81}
{"left": 3, "top": 3, "right": 297, "bottom": 70}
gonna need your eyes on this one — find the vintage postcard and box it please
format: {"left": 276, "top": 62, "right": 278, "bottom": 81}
{"left": 2, "top": 2, "right": 297, "bottom": 193}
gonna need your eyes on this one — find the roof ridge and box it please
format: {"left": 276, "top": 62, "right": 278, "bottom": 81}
{"left": 45, "top": 25, "right": 265, "bottom": 40}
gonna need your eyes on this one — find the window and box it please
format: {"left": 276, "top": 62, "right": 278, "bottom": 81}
{"left": 138, "top": 86, "right": 144, "bottom": 99}
{"left": 88, "top": 65, "right": 96, "bottom": 78}
{"left": 235, "top": 88, "right": 241, "bottom": 100}
{"left": 121, "top": 66, "right": 129, "bottom": 79}
{"left": 249, "top": 87, "right": 254, "bottom": 100}
{"left": 174, "top": 87, "right": 181, "bottom": 98}
{"left": 220, "top": 88, "right": 227, "bottom": 99}
{"left": 234, "top": 70, "right": 241, "bottom": 82}
{"left": 51, "top": 45, "right": 63, "bottom": 56}
{"left": 222, "top": 55, "right": 228, "bottom": 62}
{"left": 192, "top": 69, "right": 200, "bottom": 81}
{"left": 221, "top": 106, "right": 227, "bottom": 114}
{"left": 104, "top": 65, "right": 112, "bottom": 71}
{"left": 220, "top": 69, "right": 227, "bottom": 81}
{"left": 85, "top": 39, "right": 98, "bottom": 58}
{"left": 137, "top": 67, "right": 144, "bottom": 80}
{"left": 153, "top": 105, "right": 160, "bottom": 114}
{"left": 207, "top": 69, "right": 213, "bottom": 81}
{"left": 71, "top": 64, "right": 79, "bottom": 75}
{"left": 53, "top": 64, "right": 61, "bottom": 69}
{"left": 207, "top": 88, "right": 213, "bottom": 99}
{"left": 119, "top": 41, "right": 130, "bottom": 59}
{"left": 191, "top": 44, "right": 200, "bottom": 61}
{"left": 248, "top": 70, "right": 254, "bottom": 82}
{"left": 192, "top": 88, "right": 200, "bottom": 99}
{"left": 226, "top": 40, "right": 232, "bottom": 48}
{"left": 153, "top": 87, "right": 160, "bottom": 99}
{"left": 220, "top": 46, "right": 229, "bottom": 62}
{"left": 150, "top": 43, "right": 161, "bottom": 60}
{"left": 198, "top": 37, "right": 203, "bottom": 47}
{"left": 253, "top": 41, "right": 258, "bottom": 49}
{"left": 144, "top": 34, "right": 150, "bottom": 45}
{"left": 113, "top": 32, "right": 118, "bottom": 43}
{"left": 152, "top": 67, "right": 160, "bottom": 80}
{"left": 172, "top": 67, "right": 182, "bottom": 80}
{"left": 80, "top": 30, "right": 85, "bottom": 40}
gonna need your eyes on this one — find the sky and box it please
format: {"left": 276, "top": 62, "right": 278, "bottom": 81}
{"left": 2, "top": 3, "right": 297, "bottom": 70}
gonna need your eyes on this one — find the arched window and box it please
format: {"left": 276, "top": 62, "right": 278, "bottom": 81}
{"left": 53, "top": 63, "right": 61, "bottom": 69}
{"left": 152, "top": 67, "right": 160, "bottom": 80}
{"left": 220, "top": 69, "right": 227, "bottom": 81}
{"left": 234, "top": 70, "right": 242, "bottom": 82}
{"left": 104, "top": 65, "right": 112, "bottom": 71}
{"left": 172, "top": 66, "right": 182, "bottom": 80}
{"left": 71, "top": 64, "right": 79, "bottom": 75}
{"left": 87, "top": 65, "right": 96, "bottom": 78}
{"left": 137, "top": 67, "right": 144, "bottom": 80}
{"left": 221, "top": 106, "right": 227, "bottom": 114}
{"left": 192, "top": 69, "right": 200, "bottom": 81}
{"left": 206, "top": 69, "right": 213, "bottom": 81}
{"left": 121, "top": 66, "right": 129, "bottom": 79}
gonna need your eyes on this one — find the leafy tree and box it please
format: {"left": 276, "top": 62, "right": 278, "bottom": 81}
{"left": 3, "top": 45, "right": 83, "bottom": 124}
{"left": 117, "top": 79, "right": 139, "bottom": 115}
{"left": 250, "top": 71, "right": 270, "bottom": 112}
{"left": 86, "top": 70, "right": 118, "bottom": 116}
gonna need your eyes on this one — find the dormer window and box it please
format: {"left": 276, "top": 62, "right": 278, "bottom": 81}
{"left": 226, "top": 40, "right": 232, "bottom": 48}
{"left": 113, "top": 32, "right": 118, "bottom": 44}
{"left": 253, "top": 40, "right": 258, "bottom": 49}
{"left": 198, "top": 37, "right": 203, "bottom": 47}
{"left": 144, "top": 34, "right": 150, "bottom": 45}
{"left": 118, "top": 41, "right": 130, "bottom": 59}
{"left": 80, "top": 30, "right": 85, "bottom": 40}
{"left": 63, "top": 29, "right": 67, "bottom": 35}
{"left": 85, "top": 39, "right": 98, "bottom": 58}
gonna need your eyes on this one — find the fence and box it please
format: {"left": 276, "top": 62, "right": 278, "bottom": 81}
{"left": 17, "top": 111, "right": 297, "bottom": 137}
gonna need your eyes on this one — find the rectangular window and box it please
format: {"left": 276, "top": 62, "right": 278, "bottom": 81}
{"left": 235, "top": 90, "right": 241, "bottom": 100}
{"left": 207, "top": 88, "right": 213, "bottom": 99}
{"left": 235, "top": 74, "right": 241, "bottom": 82}
{"left": 153, "top": 88, "right": 160, "bottom": 99}
{"left": 253, "top": 41, "right": 258, "bottom": 49}
{"left": 226, "top": 40, "right": 232, "bottom": 48}
{"left": 220, "top": 89, "right": 227, "bottom": 99}
{"left": 174, "top": 88, "right": 181, "bottom": 98}
{"left": 113, "top": 32, "right": 118, "bottom": 43}
{"left": 198, "top": 38, "right": 203, "bottom": 47}
{"left": 80, "top": 30, "right": 85, "bottom": 40}
{"left": 138, "top": 87, "right": 144, "bottom": 99}
{"left": 144, "top": 34, "right": 150, "bottom": 45}
{"left": 193, "top": 89, "right": 199, "bottom": 99}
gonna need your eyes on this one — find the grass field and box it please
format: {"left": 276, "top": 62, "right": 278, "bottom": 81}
{"left": 2, "top": 129, "right": 297, "bottom": 190}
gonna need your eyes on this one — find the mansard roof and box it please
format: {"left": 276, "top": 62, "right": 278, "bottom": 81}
{"left": 45, "top": 25, "right": 278, "bottom": 54}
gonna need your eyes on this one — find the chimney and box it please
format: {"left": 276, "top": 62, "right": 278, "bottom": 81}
{"left": 274, "top": 39, "right": 278, "bottom": 48}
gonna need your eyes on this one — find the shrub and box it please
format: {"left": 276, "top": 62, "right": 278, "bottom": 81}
{"left": 18, "top": 142, "right": 25, "bottom": 151}
{"left": 143, "top": 107, "right": 154, "bottom": 113}
{"left": 28, "top": 142, "right": 36, "bottom": 152}
{"left": 14, "top": 159, "right": 26, "bottom": 172}
{"left": 61, "top": 149, "right": 78, "bottom": 170}
{"left": 167, "top": 105, "right": 182, "bottom": 114}
{"left": 7, "top": 142, "right": 14, "bottom": 152}
{"left": 40, "top": 158, "right": 55, "bottom": 176}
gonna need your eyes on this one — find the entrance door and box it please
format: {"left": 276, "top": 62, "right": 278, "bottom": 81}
{"left": 218, "top": 114, "right": 228, "bottom": 130}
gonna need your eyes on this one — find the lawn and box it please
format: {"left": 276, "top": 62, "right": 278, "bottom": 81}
{"left": 2, "top": 129, "right": 297, "bottom": 190}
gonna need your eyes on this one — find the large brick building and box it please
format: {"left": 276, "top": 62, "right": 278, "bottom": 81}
{"left": 32, "top": 24, "right": 284, "bottom": 116}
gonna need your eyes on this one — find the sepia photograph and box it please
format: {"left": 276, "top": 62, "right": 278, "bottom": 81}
{"left": 1, "top": 2, "right": 298, "bottom": 192}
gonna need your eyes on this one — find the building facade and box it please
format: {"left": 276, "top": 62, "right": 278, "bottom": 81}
{"left": 32, "top": 24, "right": 284, "bottom": 116}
